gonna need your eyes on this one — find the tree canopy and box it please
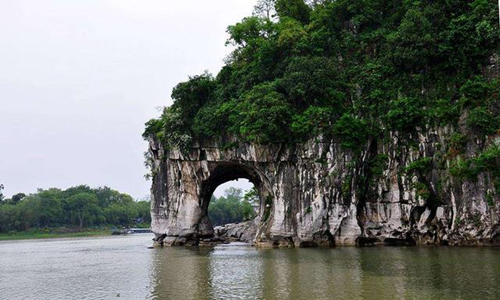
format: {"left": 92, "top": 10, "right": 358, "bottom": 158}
{"left": 144, "top": 0, "right": 500, "bottom": 153}
{"left": 0, "top": 185, "right": 151, "bottom": 233}
{"left": 208, "top": 187, "right": 257, "bottom": 226}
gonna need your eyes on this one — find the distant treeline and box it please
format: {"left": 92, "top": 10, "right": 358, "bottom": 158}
{"left": 208, "top": 187, "right": 258, "bottom": 226}
{"left": 0, "top": 185, "right": 150, "bottom": 233}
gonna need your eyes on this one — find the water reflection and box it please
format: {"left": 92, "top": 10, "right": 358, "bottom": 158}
{"left": 149, "top": 245, "right": 500, "bottom": 300}
{"left": 208, "top": 243, "right": 264, "bottom": 300}
{"left": 148, "top": 246, "right": 213, "bottom": 300}
{"left": 1, "top": 236, "right": 500, "bottom": 300}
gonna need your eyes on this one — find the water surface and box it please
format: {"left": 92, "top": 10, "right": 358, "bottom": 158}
{"left": 1, "top": 235, "right": 499, "bottom": 300}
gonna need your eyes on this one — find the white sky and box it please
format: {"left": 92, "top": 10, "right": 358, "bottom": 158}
{"left": 0, "top": 0, "right": 255, "bottom": 199}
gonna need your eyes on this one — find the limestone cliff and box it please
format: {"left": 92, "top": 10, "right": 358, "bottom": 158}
{"left": 148, "top": 126, "right": 500, "bottom": 247}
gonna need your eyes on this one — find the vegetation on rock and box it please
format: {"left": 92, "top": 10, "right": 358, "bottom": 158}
{"left": 144, "top": 0, "right": 500, "bottom": 203}
{"left": 145, "top": 0, "right": 498, "bottom": 148}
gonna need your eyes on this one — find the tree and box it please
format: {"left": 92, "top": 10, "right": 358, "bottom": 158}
{"left": 136, "top": 201, "right": 152, "bottom": 224}
{"left": 0, "top": 184, "right": 4, "bottom": 202}
{"left": 63, "top": 185, "right": 93, "bottom": 198}
{"left": 15, "top": 197, "right": 40, "bottom": 231}
{"left": 467, "top": 107, "right": 498, "bottom": 135}
{"left": 104, "top": 203, "right": 137, "bottom": 226}
{"left": 243, "top": 187, "right": 259, "bottom": 205}
{"left": 95, "top": 186, "right": 134, "bottom": 208}
{"left": 143, "top": 0, "right": 500, "bottom": 191}
{"left": 275, "top": 0, "right": 311, "bottom": 24}
{"left": 171, "top": 72, "right": 216, "bottom": 125}
{"left": 36, "top": 189, "right": 63, "bottom": 227}
{"left": 388, "top": 8, "right": 437, "bottom": 71}
{"left": 208, "top": 188, "right": 257, "bottom": 226}
{"left": 333, "top": 114, "right": 370, "bottom": 152}
{"left": 11, "top": 193, "right": 26, "bottom": 203}
{"left": 253, "top": 0, "right": 276, "bottom": 19}
{"left": 281, "top": 56, "right": 344, "bottom": 110}
{"left": 66, "top": 193, "right": 100, "bottom": 229}
{"left": 228, "top": 82, "right": 293, "bottom": 143}
{"left": 0, "top": 203, "right": 16, "bottom": 231}
{"left": 224, "top": 187, "right": 243, "bottom": 200}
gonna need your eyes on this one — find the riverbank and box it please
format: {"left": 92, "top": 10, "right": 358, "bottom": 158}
{"left": 0, "top": 229, "right": 113, "bottom": 241}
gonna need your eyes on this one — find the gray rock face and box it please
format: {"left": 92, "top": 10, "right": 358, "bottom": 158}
{"left": 148, "top": 129, "right": 500, "bottom": 247}
{"left": 213, "top": 219, "right": 258, "bottom": 244}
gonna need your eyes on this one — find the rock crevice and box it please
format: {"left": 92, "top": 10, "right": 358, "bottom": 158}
{"left": 149, "top": 131, "right": 500, "bottom": 247}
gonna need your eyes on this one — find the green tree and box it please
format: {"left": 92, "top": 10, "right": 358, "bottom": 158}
{"left": 333, "top": 114, "right": 370, "bottom": 151}
{"left": 253, "top": 0, "right": 276, "bottom": 19}
{"left": 208, "top": 188, "right": 257, "bottom": 226}
{"left": 291, "top": 106, "right": 335, "bottom": 141}
{"left": 275, "top": 0, "right": 311, "bottom": 24}
{"left": 0, "top": 204, "right": 16, "bottom": 232}
{"left": 15, "top": 197, "right": 41, "bottom": 231}
{"left": 228, "top": 82, "right": 293, "bottom": 143}
{"left": 104, "top": 203, "right": 137, "bottom": 226}
{"left": 171, "top": 72, "right": 216, "bottom": 126}
{"left": 243, "top": 187, "right": 259, "bottom": 205}
{"left": 142, "top": 0, "right": 500, "bottom": 183}
{"left": 11, "top": 193, "right": 26, "bottom": 203}
{"left": 95, "top": 186, "right": 134, "bottom": 208}
{"left": 0, "top": 185, "right": 151, "bottom": 233}
{"left": 388, "top": 8, "right": 437, "bottom": 71}
{"left": 467, "top": 107, "right": 498, "bottom": 135}
{"left": 136, "top": 200, "right": 152, "bottom": 224}
{"left": 281, "top": 56, "right": 344, "bottom": 110}
{"left": 66, "top": 193, "right": 100, "bottom": 229}
{"left": 36, "top": 189, "right": 63, "bottom": 227}
{"left": 384, "top": 98, "right": 426, "bottom": 134}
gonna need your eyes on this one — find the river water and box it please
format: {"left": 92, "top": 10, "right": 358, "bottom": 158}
{"left": 1, "top": 234, "right": 500, "bottom": 300}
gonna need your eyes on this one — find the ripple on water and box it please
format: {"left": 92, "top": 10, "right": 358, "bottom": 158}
{"left": 1, "top": 237, "right": 500, "bottom": 300}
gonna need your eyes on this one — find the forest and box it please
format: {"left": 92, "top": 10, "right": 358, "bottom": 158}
{"left": 144, "top": 0, "right": 500, "bottom": 197}
{"left": 0, "top": 184, "right": 151, "bottom": 234}
{"left": 145, "top": 0, "right": 499, "bottom": 146}
{"left": 0, "top": 183, "right": 257, "bottom": 233}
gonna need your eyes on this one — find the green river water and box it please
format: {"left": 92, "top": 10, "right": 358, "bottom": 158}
{"left": 1, "top": 234, "right": 499, "bottom": 300}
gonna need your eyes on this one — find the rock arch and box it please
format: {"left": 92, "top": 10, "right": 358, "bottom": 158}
{"left": 197, "top": 162, "right": 271, "bottom": 241}
{"left": 148, "top": 133, "right": 500, "bottom": 247}
{"left": 148, "top": 138, "right": 361, "bottom": 247}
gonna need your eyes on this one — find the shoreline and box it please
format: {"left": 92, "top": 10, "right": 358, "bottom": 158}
{"left": 0, "top": 229, "right": 113, "bottom": 241}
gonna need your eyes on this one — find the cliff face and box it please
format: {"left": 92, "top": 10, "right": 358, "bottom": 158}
{"left": 149, "top": 126, "right": 500, "bottom": 247}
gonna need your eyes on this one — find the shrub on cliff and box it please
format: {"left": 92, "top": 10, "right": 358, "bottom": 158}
{"left": 144, "top": 0, "right": 500, "bottom": 155}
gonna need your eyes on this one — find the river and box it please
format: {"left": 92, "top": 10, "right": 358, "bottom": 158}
{"left": 1, "top": 234, "right": 499, "bottom": 300}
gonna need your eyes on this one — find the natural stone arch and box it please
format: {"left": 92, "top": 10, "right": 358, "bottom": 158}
{"left": 151, "top": 133, "right": 500, "bottom": 247}
{"left": 148, "top": 137, "right": 362, "bottom": 248}
{"left": 148, "top": 130, "right": 500, "bottom": 247}
{"left": 197, "top": 162, "right": 274, "bottom": 241}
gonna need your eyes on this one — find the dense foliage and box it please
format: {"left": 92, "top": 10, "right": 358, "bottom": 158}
{"left": 145, "top": 0, "right": 499, "bottom": 151}
{"left": 0, "top": 185, "right": 151, "bottom": 233}
{"left": 208, "top": 187, "right": 257, "bottom": 226}
{"left": 144, "top": 0, "right": 500, "bottom": 204}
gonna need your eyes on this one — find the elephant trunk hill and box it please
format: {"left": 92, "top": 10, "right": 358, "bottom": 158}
{"left": 144, "top": 0, "right": 500, "bottom": 247}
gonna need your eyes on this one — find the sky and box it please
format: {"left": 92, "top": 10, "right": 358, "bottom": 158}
{"left": 0, "top": 0, "right": 256, "bottom": 200}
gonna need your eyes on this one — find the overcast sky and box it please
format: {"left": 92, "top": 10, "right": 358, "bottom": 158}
{"left": 0, "top": 0, "right": 256, "bottom": 199}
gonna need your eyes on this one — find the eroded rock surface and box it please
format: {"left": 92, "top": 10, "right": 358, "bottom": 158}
{"left": 148, "top": 127, "right": 500, "bottom": 247}
{"left": 213, "top": 219, "right": 259, "bottom": 244}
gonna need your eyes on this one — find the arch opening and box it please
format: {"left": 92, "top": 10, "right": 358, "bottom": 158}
{"left": 198, "top": 163, "right": 269, "bottom": 242}
{"left": 209, "top": 179, "right": 258, "bottom": 226}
